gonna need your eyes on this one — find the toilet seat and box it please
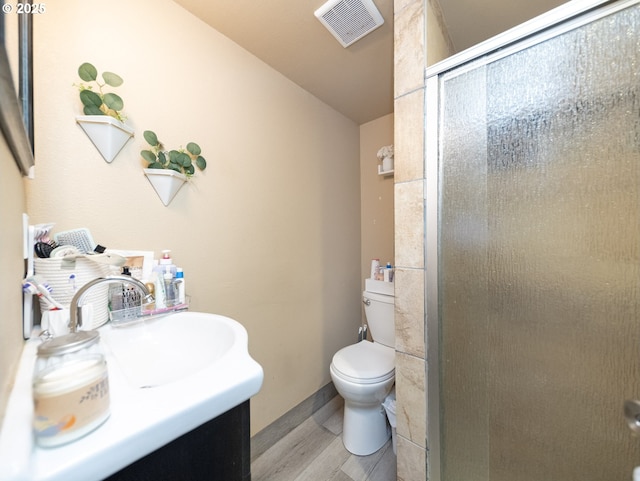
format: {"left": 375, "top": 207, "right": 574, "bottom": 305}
{"left": 331, "top": 341, "right": 395, "bottom": 384}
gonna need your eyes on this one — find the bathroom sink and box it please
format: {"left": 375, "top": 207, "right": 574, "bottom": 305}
{"left": 100, "top": 311, "right": 237, "bottom": 388}
{"left": 0, "top": 311, "right": 263, "bottom": 481}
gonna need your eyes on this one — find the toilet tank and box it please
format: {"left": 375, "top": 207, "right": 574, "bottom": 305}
{"left": 363, "top": 290, "right": 395, "bottom": 348}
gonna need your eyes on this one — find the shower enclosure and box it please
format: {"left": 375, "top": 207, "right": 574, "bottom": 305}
{"left": 425, "top": 1, "right": 640, "bottom": 479}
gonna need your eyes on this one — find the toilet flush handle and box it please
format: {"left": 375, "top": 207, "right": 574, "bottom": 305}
{"left": 363, "top": 298, "right": 371, "bottom": 306}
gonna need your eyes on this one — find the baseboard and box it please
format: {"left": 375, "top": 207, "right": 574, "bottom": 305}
{"left": 250, "top": 382, "right": 338, "bottom": 462}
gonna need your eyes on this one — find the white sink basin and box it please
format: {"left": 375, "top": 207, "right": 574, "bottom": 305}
{"left": 0, "top": 311, "right": 263, "bottom": 481}
{"left": 100, "top": 311, "right": 237, "bottom": 388}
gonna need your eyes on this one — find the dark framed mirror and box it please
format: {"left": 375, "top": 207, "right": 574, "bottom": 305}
{"left": 0, "top": 3, "right": 35, "bottom": 176}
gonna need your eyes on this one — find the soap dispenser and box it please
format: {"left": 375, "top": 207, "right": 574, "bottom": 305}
{"left": 159, "top": 249, "right": 177, "bottom": 276}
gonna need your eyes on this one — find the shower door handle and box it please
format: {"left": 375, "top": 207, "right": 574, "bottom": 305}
{"left": 624, "top": 400, "right": 640, "bottom": 435}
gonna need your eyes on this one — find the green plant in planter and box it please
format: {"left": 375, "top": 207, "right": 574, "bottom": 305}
{"left": 141, "top": 130, "right": 207, "bottom": 177}
{"left": 76, "top": 62, "right": 125, "bottom": 122}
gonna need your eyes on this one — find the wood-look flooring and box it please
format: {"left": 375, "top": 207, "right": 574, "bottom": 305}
{"left": 251, "top": 396, "right": 396, "bottom": 481}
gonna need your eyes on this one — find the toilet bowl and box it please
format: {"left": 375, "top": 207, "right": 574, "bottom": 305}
{"left": 330, "top": 288, "right": 395, "bottom": 455}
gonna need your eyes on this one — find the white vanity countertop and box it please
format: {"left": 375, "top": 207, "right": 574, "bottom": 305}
{"left": 0, "top": 315, "right": 264, "bottom": 481}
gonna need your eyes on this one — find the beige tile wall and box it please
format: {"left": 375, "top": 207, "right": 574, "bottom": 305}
{"left": 393, "top": 0, "right": 454, "bottom": 478}
{"left": 393, "top": 0, "right": 427, "bottom": 479}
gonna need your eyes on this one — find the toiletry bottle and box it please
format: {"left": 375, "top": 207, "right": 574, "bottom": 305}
{"left": 175, "top": 267, "right": 186, "bottom": 304}
{"left": 152, "top": 268, "right": 166, "bottom": 309}
{"left": 108, "top": 266, "right": 131, "bottom": 320}
{"left": 164, "top": 266, "right": 176, "bottom": 307}
{"left": 121, "top": 266, "right": 141, "bottom": 319}
{"left": 159, "top": 249, "right": 177, "bottom": 277}
{"left": 384, "top": 262, "right": 393, "bottom": 282}
{"left": 144, "top": 282, "right": 156, "bottom": 311}
{"left": 370, "top": 259, "right": 380, "bottom": 280}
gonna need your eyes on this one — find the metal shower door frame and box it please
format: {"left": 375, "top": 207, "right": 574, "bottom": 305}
{"left": 424, "top": 0, "right": 639, "bottom": 479}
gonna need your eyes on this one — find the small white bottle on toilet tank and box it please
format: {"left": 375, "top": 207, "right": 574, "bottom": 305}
{"left": 370, "top": 259, "right": 380, "bottom": 280}
{"left": 384, "top": 262, "right": 393, "bottom": 282}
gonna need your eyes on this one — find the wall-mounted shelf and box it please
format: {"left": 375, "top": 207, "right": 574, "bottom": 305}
{"left": 378, "top": 165, "right": 394, "bottom": 177}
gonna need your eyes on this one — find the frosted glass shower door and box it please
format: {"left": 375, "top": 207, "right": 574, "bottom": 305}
{"left": 431, "top": 2, "right": 640, "bottom": 480}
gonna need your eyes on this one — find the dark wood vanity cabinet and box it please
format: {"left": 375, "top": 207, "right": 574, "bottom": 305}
{"left": 104, "top": 400, "right": 251, "bottom": 481}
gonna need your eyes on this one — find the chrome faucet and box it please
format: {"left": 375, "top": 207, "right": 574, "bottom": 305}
{"left": 69, "top": 275, "right": 154, "bottom": 332}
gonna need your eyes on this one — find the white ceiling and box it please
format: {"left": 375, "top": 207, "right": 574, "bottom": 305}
{"left": 173, "top": 0, "right": 568, "bottom": 125}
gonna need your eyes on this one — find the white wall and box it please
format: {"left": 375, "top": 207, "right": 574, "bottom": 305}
{"left": 25, "top": 0, "right": 362, "bottom": 434}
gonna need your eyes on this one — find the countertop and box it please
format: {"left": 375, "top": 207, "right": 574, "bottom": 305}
{"left": 0, "top": 314, "right": 263, "bottom": 481}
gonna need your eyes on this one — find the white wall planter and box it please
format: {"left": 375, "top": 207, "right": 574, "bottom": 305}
{"left": 378, "top": 157, "right": 394, "bottom": 176}
{"left": 76, "top": 115, "right": 134, "bottom": 163}
{"left": 143, "top": 169, "right": 187, "bottom": 206}
{"left": 382, "top": 156, "right": 394, "bottom": 173}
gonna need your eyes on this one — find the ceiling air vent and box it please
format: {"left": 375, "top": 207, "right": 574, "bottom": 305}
{"left": 314, "top": 0, "right": 384, "bottom": 48}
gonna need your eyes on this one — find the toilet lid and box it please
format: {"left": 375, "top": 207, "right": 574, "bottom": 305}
{"left": 331, "top": 341, "right": 395, "bottom": 384}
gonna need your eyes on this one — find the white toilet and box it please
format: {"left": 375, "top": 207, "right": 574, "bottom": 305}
{"left": 330, "top": 286, "right": 395, "bottom": 456}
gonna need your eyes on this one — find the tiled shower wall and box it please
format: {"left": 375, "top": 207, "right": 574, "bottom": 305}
{"left": 393, "top": 0, "right": 453, "bottom": 479}
{"left": 393, "top": 0, "right": 427, "bottom": 479}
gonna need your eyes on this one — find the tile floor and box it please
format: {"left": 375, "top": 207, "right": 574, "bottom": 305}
{"left": 251, "top": 396, "right": 397, "bottom": 481}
